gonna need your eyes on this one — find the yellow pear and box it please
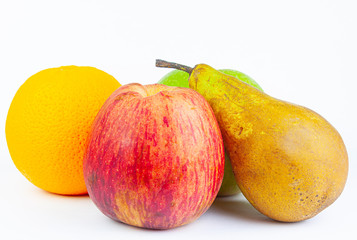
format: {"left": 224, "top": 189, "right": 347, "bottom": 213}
{"left": 156, "top": 60, "right": 348, "bottom": 222}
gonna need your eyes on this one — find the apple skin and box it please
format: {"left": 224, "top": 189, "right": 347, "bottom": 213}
{"left": 158, "top": 69, "right": 263, "bottom": 197}
{"left": 158, "top": 69, "right": 263, "bottom": 91}
{"left": 83, "top": 83, "right": 225, "bottom": 229}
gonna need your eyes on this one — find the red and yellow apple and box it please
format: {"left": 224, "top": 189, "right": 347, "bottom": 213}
{"left": 83, "top": 83, "right": 224, "bottom": 229}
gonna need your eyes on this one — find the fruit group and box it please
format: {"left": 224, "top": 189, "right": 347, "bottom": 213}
{"left": 6, "top": 66, "right": 120, "bottom": 195}
{"left": 158, "top": 68, "right": 262, "bottom": 196}
{"left": 156, "top": 60, "right": 348, "bottom": 222}
{"left": 84, "top": 83, "right": 224, "bottom": 229}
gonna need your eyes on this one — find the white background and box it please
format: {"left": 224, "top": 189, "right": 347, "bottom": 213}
{"left": 1, "top": 0, "right": 356, "bottom": 239}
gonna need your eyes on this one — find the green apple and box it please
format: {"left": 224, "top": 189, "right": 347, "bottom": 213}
{"left": 158, "top": 69, "right": 263, "bottom": 91}
{"left": 158, "top": 68, "right": 263, "bottom": 197}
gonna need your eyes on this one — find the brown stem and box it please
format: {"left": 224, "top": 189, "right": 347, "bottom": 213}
{"left": 155, "top": 59, "right": 193, "bottom": 74}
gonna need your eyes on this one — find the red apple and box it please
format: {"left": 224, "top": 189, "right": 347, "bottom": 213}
{"left": 83, "top": 83, "right": 224, "bottom": 229}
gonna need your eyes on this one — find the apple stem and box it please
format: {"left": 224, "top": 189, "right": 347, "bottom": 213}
{"left": 156, "top": 59, "right": 193, "bottom": 74}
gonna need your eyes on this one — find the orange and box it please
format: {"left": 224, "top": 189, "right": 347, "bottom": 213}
{"left": 6, "top": 66, "right": 120, "bottom": 195}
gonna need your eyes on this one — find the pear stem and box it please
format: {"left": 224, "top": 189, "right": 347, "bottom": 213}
{"left": 156, "top": 59, "right": 193, "bottom": 74}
